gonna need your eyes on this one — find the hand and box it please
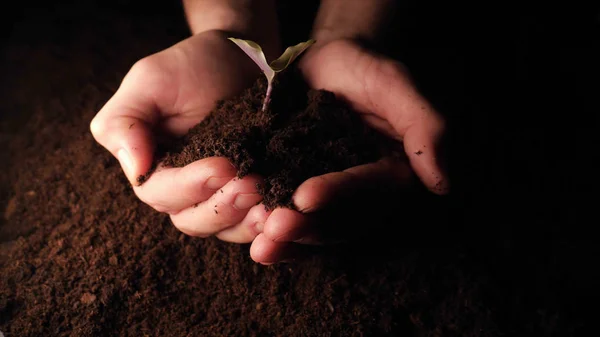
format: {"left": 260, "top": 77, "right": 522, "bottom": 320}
{"left": 249, "top": 39, "right": 449, "bottom": 264}
{"left": 90, "top": 30, "right": 271, "bottom": 243}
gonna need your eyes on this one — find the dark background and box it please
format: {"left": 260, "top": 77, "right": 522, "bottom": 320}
{"left": 1, "top": 0, "right": 599, "bottom": 335}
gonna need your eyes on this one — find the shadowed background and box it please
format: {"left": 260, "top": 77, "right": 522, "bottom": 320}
{"left": 1, "top": 1, "right": 598, "bottom": 336}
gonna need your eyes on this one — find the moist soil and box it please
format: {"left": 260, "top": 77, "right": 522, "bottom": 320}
{"left": 154, "top": 70, "right": 395, "bottom": 210}
{"left": 0, "top": 1, "right": 596, "bottom": 337}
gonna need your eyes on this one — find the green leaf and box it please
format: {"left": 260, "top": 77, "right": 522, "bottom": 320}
{"left": 270, "top": 39, "right": 316, "bottom": 72}
{"left": 228, "top": 37, "right": 275, "bottom": 82}
{"left": 228, "top": 37, "right": 316, "bottom": 112}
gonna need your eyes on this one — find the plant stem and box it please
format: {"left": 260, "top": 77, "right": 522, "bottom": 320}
{"left": 262, "top": 80, "right": 273, "bottom": 111}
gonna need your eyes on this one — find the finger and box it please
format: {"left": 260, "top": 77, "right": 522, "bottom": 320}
{"left": 215, "top": 204, "right": 271, "bottom": 243}
{"left": 260, "top": 158, "right": 410, "bottom": 245}
{"left": 293, "top": 157, "right": 411, "bottom": 213}
{"left": 170, "top": 175, "right": 263, "bottom": 237}
{"left": 262, "top": 208, "right": 324, "bottom": 245}
{"left": 250, "top": 234, "right": 297, "bottom": 265}
{"left": 300, "top": 40, "right": 449, "bottom": 194}
{"left": 132, "top": 157, "right": 237, "bottom": 213}
{"left": 90, "top": 105, "right": 157, "bottom": 184}
{"left": 90, "top": 58, "right": 170, "bottom": 184}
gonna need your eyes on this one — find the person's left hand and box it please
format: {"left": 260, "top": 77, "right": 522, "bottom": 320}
{"left": 249, "top": 39, "right": 449, "bottom": 264}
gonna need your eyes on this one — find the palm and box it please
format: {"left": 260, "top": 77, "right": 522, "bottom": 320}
{"left": 249, "top": 39, "right": 448, "bottom": 263}
{"left": 124, "top": 30, "right": 260, "bottom": 136}
{"left": 299, "top": 39, "right": 447, "bottom": 192}
{"left": 300, "top": 40, "right": 403, "bottom": 138}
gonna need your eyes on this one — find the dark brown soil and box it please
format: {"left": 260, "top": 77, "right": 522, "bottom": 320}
{"left": 1, "top": 1, "right": 597, "bottom": 337}
{"left": 158, "top": 71, "right": 394, "bottom": 210}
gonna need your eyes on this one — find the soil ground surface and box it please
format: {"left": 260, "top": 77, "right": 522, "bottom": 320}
{"left": 1, "top": 1, "right": 598, "bottom": 336}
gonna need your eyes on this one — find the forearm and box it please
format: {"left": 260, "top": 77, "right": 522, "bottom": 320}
{"left": 183, "top": 0, "right": 280, "bottom": 58}
{"left": 311, "top": 0, "right": 396, "bottom": 44}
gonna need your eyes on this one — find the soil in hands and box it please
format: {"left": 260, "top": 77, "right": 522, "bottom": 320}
{"left": 156, "top": 69, "right": 398, "bottom": 210}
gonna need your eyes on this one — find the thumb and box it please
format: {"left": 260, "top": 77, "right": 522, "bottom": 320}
{"left": 90, "top": 89, "right": 158, "bottom": 185}
{"left": 362, "top": 58, "right": 449, "bottom": 194}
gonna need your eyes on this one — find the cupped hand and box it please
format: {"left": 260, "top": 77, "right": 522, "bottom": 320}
{"left": 250, "top": 39, "right": 449, "bottom": 264}
{"left": 91, "top": 30, "right": 270, "bottom": 243}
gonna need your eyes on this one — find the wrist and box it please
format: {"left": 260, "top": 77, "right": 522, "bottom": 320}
{"left": 183, "top": 0, "right": 280, "bottom": 59}
{"left": 311, "top": 0, "right": 396, "bottom": 45}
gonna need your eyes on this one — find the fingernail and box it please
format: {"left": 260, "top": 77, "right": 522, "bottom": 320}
{"left": 117, "top": 148, "right": 134, "bottom": 179}
{"left": 255, "top": 222, "right": 264, "bottom": 233}
{"left": 205, "top": 177, "right": 231, "bottom": 190}
{"left": 234, "top": 193, "right": 262, "bottom": 210}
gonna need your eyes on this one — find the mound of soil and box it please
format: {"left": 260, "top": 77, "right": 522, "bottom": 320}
{"left": 0, "top": 6, "right": 465, "bottom": 337}
{"left": 155, "top": 71, "right": 395, "bottom": 210}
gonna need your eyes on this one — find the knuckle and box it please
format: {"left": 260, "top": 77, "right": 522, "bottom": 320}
{"left": 387, "top": 59, "right": 410, "bottom": 78}
{"left": 89, "top": 115, "right": 105, "bottom": 139}
{"left": 123, "top": 57, "right": 163, "bottom": 92}
{"left": 124, "top": 55, "right": 175, "bottom": 105}
{"left": 128, "top": 57, "right": 158, "bottom": 79}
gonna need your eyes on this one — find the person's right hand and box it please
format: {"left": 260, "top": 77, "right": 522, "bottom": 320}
{"left": 90, "top": 30, "right": 271, "bottom": 243}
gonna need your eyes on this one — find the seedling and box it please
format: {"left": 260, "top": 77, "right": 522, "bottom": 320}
{"left": 228, "top": 38, "right": 315, "bottom": 111}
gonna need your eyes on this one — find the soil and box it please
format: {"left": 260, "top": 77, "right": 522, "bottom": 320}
{"left": 156, "top": 71, "right": 395, "bottom": 210}
{"left": 1, "top": 1, "right": 598, "bottom": 337}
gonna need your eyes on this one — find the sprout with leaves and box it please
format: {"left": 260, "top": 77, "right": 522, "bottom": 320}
{"left": 228, "top": 38, "right": 315, "bottom": 111}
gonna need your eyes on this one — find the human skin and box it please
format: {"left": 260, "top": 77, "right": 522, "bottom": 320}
{"left": 90, "top": 0, "right": 280, "bottom": 244}
{"left": 90, "top": 0, "right": 448, "bottom": 264}
{"left": 249, "top": 0, "right": 449, "bottom": 264}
